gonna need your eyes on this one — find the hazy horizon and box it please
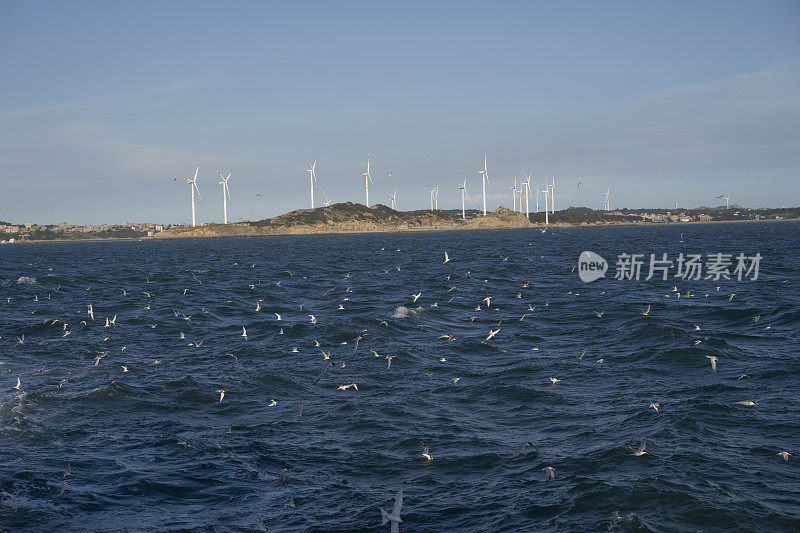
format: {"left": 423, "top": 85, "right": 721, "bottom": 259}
{"left": 1, "top": 1, "right": 798, "bottom": 225}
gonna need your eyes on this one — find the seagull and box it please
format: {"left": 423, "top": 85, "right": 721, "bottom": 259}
{"left": 275, "top": 312, "right": 282, "bottom": 321}
{"left": 380, "top": 485, "right": 405, "bottom": 533}
{"left": 593, "top": 310, "right": 605, "bottom": 318}
{"left": 255, "top": 300, "right": 262, "bottom": 312}
{"left": 693, "top": 325, "right": 701, "bottom": 331}
{"left": 309, "top": 315, "right": 317, "bottom": 324}
{"left": 486, "top": 328, "right": 500, "bottom": 341}
{"left": 13, "top": 376, "right": 21, "bottom": 390}
{"left": 412, "top": 292, "right": 422, "bottom": 302}
{"left": 777, "top": 451, "right": 792, "bottom": 461}
{"left": 738, "top": 374, "right": 750, "bottom": 380}
{"left": 706, "top": 355, "right": 718, "bottom": 372}
{"left": 736, "top": 401, "right": 757, "bottom": 406}
{"left": 268, "top": 399, "right": 277, "bottom": 407}
{"left": 337, "top": 383, "right": 358, "bottom": 391}
{"left": 576, "top": 349, "right": 585, "bottom": 360}
{"left": 649, "top": 402, "right": 660, "bottom": 413}
{"left": 642, "top": 305, "right": 651, "bottom": 316}
{"left": 453, "top": 377, "right": 461, "bottom": 384}
{"left": 629, "top": 439, "right": 649, "bottom": 456}
{"left": 122, "top": 365, "right": 129, "bottom": 372}
{"left": 542, "top": 466, "right": 555, "bottom": 481}
{"left": 511, "top": 441, "right": 535, "bottom": 459}
{"left": 216, "top": 390, "right": 225, "bottom": 402}
{"left": 422, "top": 445, "right": 434, "bottom": 461}
{"left": 443, "top": 251, "right": 450, "bottom": 263}
{"left": 549, "top": 377, "right": 561, "bottom": 385}
{"left": 483, "top": 296, "right": 493, "bottom": 307}
{"left": 242, "top": 327, "right": 248, "bottom": 340}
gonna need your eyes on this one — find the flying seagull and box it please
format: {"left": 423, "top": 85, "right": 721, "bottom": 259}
{"left": 511, "top": 441, "right": 535, "bottom": 459}
{"left": 380, "top": 485, "right": 405, "bottom": 532}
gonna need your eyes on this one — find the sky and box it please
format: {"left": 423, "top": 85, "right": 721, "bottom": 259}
{"left": 0, "top": 0, "right": 798, "bottom": 225}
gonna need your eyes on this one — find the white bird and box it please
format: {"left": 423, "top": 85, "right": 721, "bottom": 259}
{"left": 422, "top": 445, "right": 433, "bottom": 461}
{"left": 309, "top": 315, "right": 317, "bottom": 324}
{"left": 122, "top": 365, "right": 129, "bottom": 372}
{"left": 486, "top": 328, "right": 500, "bottom": 341}
{"left": 777, "top": 451, "right": 792, "bottom": 461}
{"left": 706, "top": 355, "right": 718, "bottom": 372}
{"left": 642, "top": 305, "right": 651, "bottom": 316}
{"left": 241, "top": 327, "right": 248, "bottom": 340}
{"left": 412, "top": 292, "right": 422, "bottom": 302}
{"left": 380, "top": 485, "right": 405, "bottom": 533}
{"left": 88, "top": 304, "right": 94, "bottom": 321}
{"left": 736, "top": 401, "right": 757, "bottom": 407}
{"left": 216, "top": 389, "right": 225, "bottom": 402}
{"left": 443, "top": 251, "right": 450, "bottom": 263}
{"left": 483, "top": 296, "right": 493, "bottom": 307}
{"left": 16, "top": 334, "right": 24, "bottom": 344}
{"left": 629, "top": 439, "right": 650, "bottom": 456}
{"left": 13, "top": 376, "right": 21, "bottom": 390}
{"left": 337, "top": 383, "right": 358, "bottom": 391}
{"left": 275, "top": 312, "right": 282, "bottom": 321}
{"left": 268, "top": 399, "right": 277, "bottom": 406}
{"left": 649, "top": 402, "right": 660, "bottom": 413}
{"left": 542, "top": 466, "right": 555, "bottom": 481}
{"left": 549, "top": 377, "right": 561, "bottom": 385}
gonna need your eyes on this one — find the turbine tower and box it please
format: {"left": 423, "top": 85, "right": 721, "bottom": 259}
{"left": 535, "top": 189, "right": 540, "bottom": 213}
{"left": 215, "top": 170, "right": 232, "bottom": 224}
{"left": 362, "top": 155, "right": 372, "bottom": 207}
{"left": 549, "top": 173, "right": 556, "bottom": 214}
{"left": 542, "top": 184, "right": 549, "bottom": 225}
{"left": 306, "top": 160, "right": 317, "bottom": 209}
{"left": 725, "top": 194, "right": 730, "bottom": 209}
{"left": 428, "top": 187, "right": 435, "bottom": 211}
{"left": 477, "top": 152, "right": 490, "bottom": 216}
{"left": 180, "top": 162, "right": 202, "bottom": 227}
{"left": 459, "top": 173, "right": 467, "bottom": 220}
{"left": 510, "top": 180, "right": 518, "bottom": 211}
{"left": 522, "top": 172, "right": 531, "bottom": 219}
{"left": 434, "top": 186, "right": 439, "bottom": 210}
{"left": 387, "top": 189, "right": 397, "bottom": 210}
{"left": 604, "top": 188, "right": 611, "bottom": 211}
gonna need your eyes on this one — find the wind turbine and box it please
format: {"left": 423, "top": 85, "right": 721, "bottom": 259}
{"left": 535, "top": 189, "right": 540, "bottom": 213}
{"left": 457, "top": 173, "right": 467, "bottom": 220}
{"left": 306, "top": 160, "right": 317, "bottom": 209}
{"left": 215, "top": 170, "right": 232, "bottom": 224}
{"left": 522, "top": 172, "right": 531, "bottom": 219}
{"left": 428, "top": 187, "right": 436, "bottom": 211}
{"left": 510, "top": 180, "right": 518, "bottom": 211}
{"left": 549, "top": 173, "right": 556, "bottom": 214}
{"left": 434, "top": 186, "right": 439, "bottom": 210}
{"left": 387, "top": 189, "right": 397, "bottom": 210}
{"left": 541, "top": 184, "right": 549, "bottom": 225}
{"left": 362, "top": 155, "right": 372, "bottom": 207}
{"left": 725, "top": 194, "right": 730, "bottom": 209}
{"left": 604, "top": 188, "right": 611, "bottom": 211}
{"left": 180, "top": 162, "right": 202, "bottom": 227}
{"left": 323, "top": 192, "right": 331, "bottom": 207}
{"left": 477, "top": 152, "right": 490, "bottom": 216}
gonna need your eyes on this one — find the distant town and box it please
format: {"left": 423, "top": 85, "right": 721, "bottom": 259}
{"left": 1, "top": 204, "right": 798, "bottom": 243}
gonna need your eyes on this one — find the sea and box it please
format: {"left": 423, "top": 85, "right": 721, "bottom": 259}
{"left": 1, "top": 222, "right": 798, "bottom": 532}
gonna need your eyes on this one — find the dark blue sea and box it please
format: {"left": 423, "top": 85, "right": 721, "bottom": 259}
{"left": 1, "top": 222, "right": 799, "bottom": 532}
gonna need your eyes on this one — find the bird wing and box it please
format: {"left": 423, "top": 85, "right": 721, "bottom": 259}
{"left": 392, "top": 485, "right": 403, "bottom": 516}
{"left": 638, "top": 439, "right": 647, "bottom": 452}
{"left": 511, "top": 443, "right": 525, "bottom": 459}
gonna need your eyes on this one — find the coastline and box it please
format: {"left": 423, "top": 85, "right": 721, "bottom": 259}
{"left": 5, "top": 216, "right": 798, "bottom": 245}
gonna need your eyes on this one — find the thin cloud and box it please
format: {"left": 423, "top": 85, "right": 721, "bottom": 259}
{"left": 0, "top": 77, "right": 203, "bottom": 120}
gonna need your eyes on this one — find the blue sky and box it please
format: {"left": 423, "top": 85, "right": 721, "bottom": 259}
{"left": 1, "top": 1, "right": 798, "bottom": 225}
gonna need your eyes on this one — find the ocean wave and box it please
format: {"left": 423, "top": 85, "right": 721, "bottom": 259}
{"left": 16, "top": 276, "right": 37, "bottom": 285}
{"left": 392, "top": 305, "right": 423, "bottom": 318}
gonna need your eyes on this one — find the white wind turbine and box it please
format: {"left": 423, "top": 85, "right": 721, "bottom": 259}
{"left": 434, "top": 186, "right": 439, "bottom": 210}
{"left": 362, "top": 155, "right": 373, "bottom": 207}
{"left": 180, "top": 162, "right": 202, "bottom": 227}
{"left": 535, "top": 189, "right": 540, "bottom": 213}
{"left": 215, "top": 170, "right": 232, "bottom": 224}
{"left": 388, "top": 189, "right": 397, "bottom": 210}
{"left": 725, "top": 194, "right": 730, "bottom": 209}
{"left": 428, "top": 187, "right": 436, "bottom": 211}
{"left": 510, "top": 180, "right": 518, "bottom": 211}
{"left": 542, "top": 184, "right": 550, "bottom": 224}
{"left": 306, "top": 160, "right": 317, "bottom": 209}
{"left": 459, "top": 173, "right": 467, "bottom": 220}
{"left": 549, "top": 173, "right": 556, "bottom": 214}
{"left": 604, "top": 188, "right": 611, "bottom": 211}
{"left": 477, "top": 152, "right": 490, "bottom": 216}
{"left": 323, "top": 192, "right": 331, "bottom": 207}
{"left": 522, "top": 172, "right": 531, "bottom": 219}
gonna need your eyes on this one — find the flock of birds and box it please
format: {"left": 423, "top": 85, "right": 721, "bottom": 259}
{"left": 1, "top": 235, "right": 794, "bottom": 532}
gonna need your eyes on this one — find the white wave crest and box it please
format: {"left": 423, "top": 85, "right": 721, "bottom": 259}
{"left": 16, "top": 276, "right": 37, "bottom": 285}
{"left": 392, "top": 306, "right": 423, "bottom": 318}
